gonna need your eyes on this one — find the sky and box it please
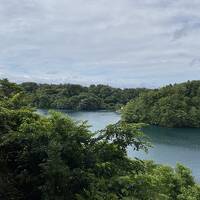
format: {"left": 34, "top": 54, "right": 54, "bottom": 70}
{"left": 0, "top": 0, "right": 200, "bottom": 88}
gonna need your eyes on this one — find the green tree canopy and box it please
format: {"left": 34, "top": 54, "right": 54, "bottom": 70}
{"left": 0, "top": 80, "right": 200, "bottom": 199}
{"left": 122, "top": 81, "right": 200, "bottom": 128}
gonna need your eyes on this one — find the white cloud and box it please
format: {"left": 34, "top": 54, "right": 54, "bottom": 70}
{"left": 0, "top": 0, "right": 200, "bottom": 87}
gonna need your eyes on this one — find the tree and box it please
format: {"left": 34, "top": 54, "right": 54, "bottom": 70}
{"left": 0, "top": 78, "right": 22, "bottom": 97}
{"left": 19, "top": 80, "right": 147, "bottom": 111}
{"left": 78, "top": 96, "right": 102, "bottom": 110}
{"left": 122, "top": 81, "right": 200, "bottom": 128}
{"left": 0, "top": 82, "right": 200, "bottom": 199}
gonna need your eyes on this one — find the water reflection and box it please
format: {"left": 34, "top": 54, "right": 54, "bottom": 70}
{"left": 129, "top": 126, "right": 200, "bottom": 182}
{"left": 143, "top": 126, "right": 200, "bottom": 150}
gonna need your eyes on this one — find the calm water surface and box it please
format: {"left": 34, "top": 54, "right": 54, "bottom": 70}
{"left": 38, "top": 109, "right": 200, "bottom": 182}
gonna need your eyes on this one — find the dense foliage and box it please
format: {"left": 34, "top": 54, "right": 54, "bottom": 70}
{"left": 123, "top": 80, "right": 200, "bottom": 128}
{"left": 20, "top": 81, "right": 147, "bottom": 110}
{"left": 0, "top": 79, "right": 200, "bottom": 199}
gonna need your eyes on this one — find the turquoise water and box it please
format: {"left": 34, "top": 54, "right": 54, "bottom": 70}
{"left": 38, "top": 109, "right": 200, "bottom": 182}
{"left": 129, "top": 126, "right": 200, "bottom": 182}
{"left": 38, "top": 109, "right": 120, "bottom": 131}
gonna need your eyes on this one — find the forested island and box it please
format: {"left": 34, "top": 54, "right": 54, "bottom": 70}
{"left": 0, "top": 79, "right": 200, "bottom": 199}
{"left": 20, "top": 80, "right": 148, "bottom": 110}
{"left": 123, "top": 81, "right": 200, "bottom": 128}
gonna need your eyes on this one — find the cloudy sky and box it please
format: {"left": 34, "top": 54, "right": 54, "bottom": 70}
{"left": 0, "top": 0, "right": 200, "bottom": 88}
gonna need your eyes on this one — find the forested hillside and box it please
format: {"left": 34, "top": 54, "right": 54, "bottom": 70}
{"left": 20, "top": 81, "right": 147, "bottom": 110}
{"left": 1, "top": 79, "right": 200, "bottom": 199}
{"left": 123, "top": 81, "right": 200, "bottom": 128}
